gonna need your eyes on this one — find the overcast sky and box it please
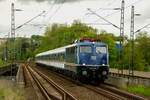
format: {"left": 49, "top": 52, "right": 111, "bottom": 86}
{"left": 0, "top": 0, "right": 150, "bottom": 38}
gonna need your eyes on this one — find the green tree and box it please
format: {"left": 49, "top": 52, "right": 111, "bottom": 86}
{"left": 135, "top": 32, "right": 150, "bottom": 70}
{"left": 122, "top": 40, "right": 145, "bottom": 71}
{"left": 36, "top": 20, "right": 98, "bottom": 53}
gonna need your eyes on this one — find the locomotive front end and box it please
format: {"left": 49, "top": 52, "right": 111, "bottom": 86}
{"left": 78, "top": 41, "right": 109, "bottom": 84}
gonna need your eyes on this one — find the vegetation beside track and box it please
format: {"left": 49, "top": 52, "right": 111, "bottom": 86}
{"left": 127, "top": 85, "right": 150, "bottom": 97}
{"left": 0, "top": 79, "right": 24, "bottom": 100}
{"left": 0, "top": 59, "right": 10, "bottom": 68}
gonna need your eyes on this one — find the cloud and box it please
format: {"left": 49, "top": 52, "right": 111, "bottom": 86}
{"left": 17, "top": 0, "right": 96, "bottom": 4}
{"left": 132, "top": 0, "right": 150, "bottom": 24}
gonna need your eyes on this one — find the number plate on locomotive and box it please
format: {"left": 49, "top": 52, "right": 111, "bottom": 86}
{"left": 91, "top": 56, "right": 96, "bottom": 60}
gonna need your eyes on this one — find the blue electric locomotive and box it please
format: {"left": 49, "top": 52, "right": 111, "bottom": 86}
{"left": 35, "top": 39, "right": 109, "bottom": 84}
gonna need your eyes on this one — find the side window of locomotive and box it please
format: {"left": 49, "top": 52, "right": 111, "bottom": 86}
{"left": 66, "top": 47, "right": 76, "bottom": 63}
{"left": 96, "top": 46, "right": 107, "bottom": 54}
{"left": 80, "top": 46, "right": 92, "bottom": 53}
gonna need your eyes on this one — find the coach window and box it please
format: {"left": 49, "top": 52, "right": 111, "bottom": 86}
{"left": 45, "top": 55, "right": 48, "bottom": 60}
{"left": 60, "top": 53, "right": 63, "bottom": 61}
{"left": 55, "top": 54, "right": 57, "bottom": 59}
{"left": 53, "top": 55, "right": 54, "bottom": 59}
{"left": 57, "top": 53, "right": 60, "bottom": 61}
{"left": 39, "top": 56, "right": 41, "bottom": 60}
{"left": 55, "top": 54, "right": 57, "bottom": 60}
{"left": 57, "top": 54, "right": 59, "bottom": 60}
{"left": 44, "top": 55, "right": 46, "bottom": 60}
{"left": 50, "top": 55, "right": 52, "bottom": 60}
{"left": 51, "top": 54, "right": 53, "bottom": 60}
{"left": 47, "top": 55, "right": 49, "bottom": 60}
{"left": 59, "top": 53, "right": 62, "bottom": 61}
{"left": 53, "top": 54, "right": 55, "bottom": 60}
{"left": 49, "top": 55, "right": 51, "bottom": 60}
{"left": 54, "top": 54, "right": 56, "bottom": 60}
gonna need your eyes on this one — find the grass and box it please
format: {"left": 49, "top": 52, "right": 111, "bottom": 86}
{"left": 144, "top": 66, "right": 150, "bottom": 72}
{"left": 0, "top": 87, "right": 24, "bottom": 100}
{"left": 0, "top": 79, "right": 24, "bottom": 100}
{"left": 0, "top": 58, "right": 11, "bottom": 68}
{"left": 127, "top": 85, "right": 150, "bottom": 97}
{"left": 0, "top": 88, "right": 5, "bottom": 100}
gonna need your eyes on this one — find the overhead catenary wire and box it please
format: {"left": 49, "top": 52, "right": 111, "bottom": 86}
{"left": 11, "top": 0, "right": 66, "bottom": 33}
{"left": 95, "top": 0, "right": 119, "bottom": 14}
{"left": 87, "top": 8, "right": 120, "bottom": 30}
{"left": 15, "top": 0, "right": 65, "bottom": 34}
{"left": 48, "top": 0, "right": 66, "bottom": 22}
{"left": 43, "top": 0, "right": 58, "bottom": 18}
{"left": 92, "top": 0, "right": 143, "bottom": 23}
{"left": 5, "top": 11, "right": 46, "bottom": 37}
{"left": 15, "top": 11, "right": 46, "bottom": 30}
{"left": 83, "top": 23, "right": 111, "bottom": 25}
{"left": 134, "top": 23, "right": 150, "bottom": 33}
{"left": 105, "top": 0, "right": 143, "bottom": 18}
{"left": 37, "top": 0, "right": 58, "bottom": 30}
{"left": 81, "top": 0, "right": 119, "bottom": 22}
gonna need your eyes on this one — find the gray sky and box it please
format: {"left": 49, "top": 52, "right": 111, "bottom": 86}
{"left": 0, "top": 0, "right": 150, "bottom": 38}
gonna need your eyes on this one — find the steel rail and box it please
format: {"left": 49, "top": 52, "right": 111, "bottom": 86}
{"left": 26, "top": 66, "right": 61, "bottom": 100}
{"left": 99, "top": 84, "right": 146, "bottom": 100}
{"left": 83, "top": 85, "right": 124, "bottom": 100}
{"left": 24, "top": 65, "right": 53, "bottom": 100}
{"left": 32, "top": 67, "right": 77, "bottom": 100}
{"left": 27, "top": 65, "right": 77, "bottom": 100}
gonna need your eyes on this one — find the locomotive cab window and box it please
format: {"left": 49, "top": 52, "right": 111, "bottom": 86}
{"left": 80, "top": 46, "right": 92, "bottom": 53}
{"left": 96, "top": 46, "right": 107, "bottom": 54}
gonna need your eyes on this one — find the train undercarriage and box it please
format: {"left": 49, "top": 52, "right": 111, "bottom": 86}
{"left": 36, "top": 62, "right": 109, "bottom": 85}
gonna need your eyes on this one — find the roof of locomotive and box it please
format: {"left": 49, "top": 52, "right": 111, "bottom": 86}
{"left": 36, "top": 41, "right": 107, "bottom": 57}
{"left": 78, "top": 41, "right": 107, "bottom": 46}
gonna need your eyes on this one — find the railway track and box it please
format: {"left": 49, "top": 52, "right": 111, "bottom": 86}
{"left": 55, "top": 71, "right": 145, "bottom": 100}
{"left": 29, "top": 64, "right": 110, "bottom": 100}
{"left": 100, "top": 84, "right": 146, "bottom": 100}
{"left": 32, "top": 64, "right": 146, "bottom": 100}
{"left": 23, "top": 64, "right": 77, "bottom": 100}
{"left": 84, "top": 84, "right": 146, "bottom": 100}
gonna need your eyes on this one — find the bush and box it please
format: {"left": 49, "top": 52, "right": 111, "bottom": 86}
{"left": 127, "top": 85, "right": 150, "bottom": 96}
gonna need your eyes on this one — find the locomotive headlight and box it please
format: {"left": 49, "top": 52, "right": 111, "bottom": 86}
{"left": 102, "top": 71, "right": 107, "bottom": 75}
{"left": 82, "top": 63, "right": 86, "bottom": 65}
{"left": 82, "top": 71, "right": 87, "bottom": 75}
{"left": 102, "top": 64, "right": 105, "bottom": 66}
